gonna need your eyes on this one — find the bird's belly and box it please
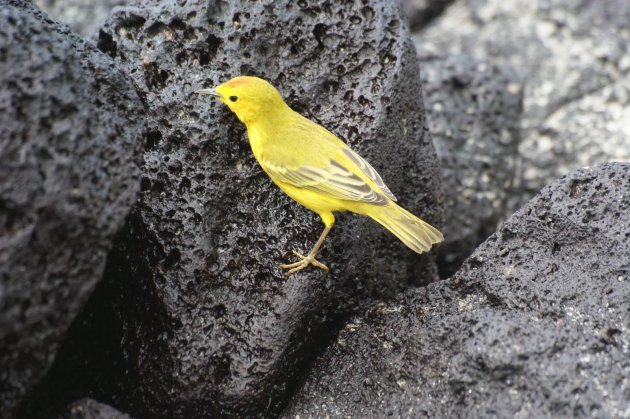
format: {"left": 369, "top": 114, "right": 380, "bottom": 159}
{"left": 275, "top": 181, "right": 348, "bottom": 214}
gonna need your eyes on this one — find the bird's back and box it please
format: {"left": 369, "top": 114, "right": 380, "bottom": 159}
{"left": 257, "top": 111, "right": 383, "bottom": 191}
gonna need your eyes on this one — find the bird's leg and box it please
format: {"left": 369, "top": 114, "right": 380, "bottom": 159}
{"left": 280, "top": 226, "right": 332, "bottom": 275}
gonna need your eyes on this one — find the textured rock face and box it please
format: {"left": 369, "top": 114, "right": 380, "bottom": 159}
{"left": 33, "top": 0, "right": 125, "bottom": 36}
{"left": 419, "top": 50, "right": 522, "bottom": 277}
{"left": 282, "top": 163, "right": 630, "bottom": 418}
{"left": 25, "top": 1, "right": 442, "bottom": 418}
{"left": 416, "top": 0, "right": 630, "bottom": 202}
{"left": 3, "top": 1, "right": 627, "bottom": 417}
{"left": 62, "top": 399, "right": 132, "bottom": 419}
{"left": 0, "top": 1, "right": 144, "bottom": 417}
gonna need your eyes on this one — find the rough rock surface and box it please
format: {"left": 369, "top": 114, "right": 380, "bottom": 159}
{"left": 419, "top": 50, "right": 522, "bottom": 277}
{"left": 0, "top": 1, "right": 144, "bottom": 417}
{"left": 415, "top": 0, "right": 630, "bottom": 203}
{"left": 282, "top": 162, "right": 630, "bottom": 418}
{"left": 401, "top": 0, "right": 454, "bottom": 30}
{"left": 61, "top": 399, "right": 132, "bottom": 419}
{"left": 34, "top": 0, "right": 126, "bottom": 37}
{"left": 25, "top": 1, "right": 443, "bottom": 418}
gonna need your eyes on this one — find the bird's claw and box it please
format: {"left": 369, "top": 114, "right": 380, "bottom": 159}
{"left": 280, "top": 250, "right": 329, "bottom": 275}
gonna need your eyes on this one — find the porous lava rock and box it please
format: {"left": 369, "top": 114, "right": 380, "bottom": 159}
{"left": 61, "top": 399, "right": 132, "bottom": 419}
{"left": 416, "top": 0, "right": 630, "bottom": 203}
{"left": 33, "top": 0, "right": 126, "bottom": 37}
{"left": 27, "top": 1, "right": 443, "bottom": 418}
{"left": 0, "top": 1, "right": 144, "bottom": 417}
{"left": 282, "top": 163, "right": 630, "bottom": 418}
{"left": 419, "top": 50, "right": 522, "bottom": 277}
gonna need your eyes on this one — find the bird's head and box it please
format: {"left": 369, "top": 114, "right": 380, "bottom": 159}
{"left": 194, "top": 76, "right": 287, "bottom": 125}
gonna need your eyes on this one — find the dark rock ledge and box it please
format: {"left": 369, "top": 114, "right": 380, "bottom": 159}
{"left": 283, "top": 163, "right": 630, "bottom": 418}
{"left": 0, "top": 1, "right": 145, "bottom": 417}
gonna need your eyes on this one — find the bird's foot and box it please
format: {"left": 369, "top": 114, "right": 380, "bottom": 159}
{"left": 280, "top": 250, "right": 329, "bottom": 276}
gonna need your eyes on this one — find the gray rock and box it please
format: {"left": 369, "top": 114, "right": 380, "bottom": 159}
{"left": 28, "top": 0, "right": 443, "bottom": 417}
{"left": 33, "top": 0, "right": 126, "bottom": 37}
{"left": 416, "top": 0, "right": 630, "bottom": 204}
{"left": 0, "top": 1, "right": 144, "bottom": 417}
{"left": 62, "top": 399, "right": 133, "bottom": 419}
{"left": 401, "top": 0, "right": 455, "bottom": 30}
{"left": 419, "top": 50, "right": 523, "bottom": 277}
{"left": 282, "top": 162, "right": 630, "bottom": 418}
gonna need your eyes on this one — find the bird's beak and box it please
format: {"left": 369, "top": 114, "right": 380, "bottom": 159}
{"left": 193, "top": 88, "right": 221, "bottom": 98}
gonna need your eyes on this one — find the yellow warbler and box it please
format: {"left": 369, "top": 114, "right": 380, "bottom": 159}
{"left": 195, "top": 76, "right": 443, "bottom": 275}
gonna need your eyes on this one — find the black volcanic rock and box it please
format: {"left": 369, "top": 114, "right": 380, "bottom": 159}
{"left": 27, "top": 1, "right": 443, "bottom": 418}
{"left": 33, "top": 0, "right": 126, "bottom": 37}
{"left": 282, "top": 163, "right": 630, "bottom": 418}
{"left": 0, "top": 1, "right": 144, "bottom": 418}
{"left": 61, "top": 399, "right": 133, "bottom": 419}
{"left": 416, "top": 0, "right": 630, "bottom": 203}
{"left": 419, "top": 50, "right": 523, "bottom": 277}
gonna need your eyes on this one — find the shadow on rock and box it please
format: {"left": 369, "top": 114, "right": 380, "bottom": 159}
{"left": 0, "top": 1, "right": 144, "bottom": 417}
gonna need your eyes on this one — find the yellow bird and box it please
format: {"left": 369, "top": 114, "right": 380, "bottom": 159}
{"left": 195, "top": 76, "right": 443, "bottom": 275}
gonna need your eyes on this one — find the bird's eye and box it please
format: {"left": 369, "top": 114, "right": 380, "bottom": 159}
{"left": 229, "top": 95, "right": 238, "bottom": 102}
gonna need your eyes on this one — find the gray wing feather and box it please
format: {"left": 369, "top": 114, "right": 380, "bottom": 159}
{"left": 342, "top": 148, "right": 397, "bottom": 202}
{"left": 264, "top": 158, "right": 388, "bottom": 205}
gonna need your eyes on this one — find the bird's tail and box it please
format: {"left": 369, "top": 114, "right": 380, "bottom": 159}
{"left": 366, "top": 202, "right": 443, "bottom": 254}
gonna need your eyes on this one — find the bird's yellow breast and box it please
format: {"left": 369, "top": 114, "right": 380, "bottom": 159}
{"left": 246, "top": 123, "right": 266, "bottom": 163}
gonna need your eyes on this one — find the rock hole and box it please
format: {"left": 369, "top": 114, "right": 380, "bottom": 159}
{"left": 212, "top": 304, "right": 227, "bottom": 318}
{"left": 162, "top": 248, "right": 181, "bottom": 270}
{"left": 199, "top": 50, "right": 210, "bottom": 66}
{"left": 146, "top": 21, "right": 169, "bottom": 37}
{"left": 232, "top": 12, "right": 241, "bottom": 28}
{"left": 145, "top": 130, "right": 162, "bottom": 150}
{"left": 143, "top": 62, "right": 169, "bottom": 90}
{"left": 361, "top": 6, "right": 374, "bottom": 19}
{"left": 205, "top": 33, "right": 221, "bottom": 56}
{"left": 96, "top": 30, "right": 117, "bottom": 58}
{"left": 169, "top": 17, "right": 186, "bottom": 31}
{"left": 179, "top": 177, "right": 191, "bottom": 190}
{"left": 175, "top": 50, "right": 187, "bottom": 65}
{"left": 551, "top": 242, "right": 561, "bottom": 254}
{"left": 321, "top": 79, "right": 339, "bottom": 94}
{"left": 569, "top": 179, "right": 589, "bottom": 199}
{"left": 140, "top": 177, "right": 151, "bottom": 191}
{"left": 118, "top": 11, "right": 146, "bottom": 28}
{"left": 169, "top": 317, "right": 183, "bottom": 329}
{"left": 313, "top": 23, "right": 327, "bottom": 46}
{"left": 212, "top": 356, "right": 231, "bottom": 386}
{"left": 152, "top": 180, "right": 165, "bottom": 193}
{"left": 290, "top": 40, "right": 305, "bottom": 54}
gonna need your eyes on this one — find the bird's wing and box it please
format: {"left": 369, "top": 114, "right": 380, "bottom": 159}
{"left": 262, "top": 157, "right": 389, "bottom": 206}
{"left": 340, "top": 148, "right": 397, "bottom": 202}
